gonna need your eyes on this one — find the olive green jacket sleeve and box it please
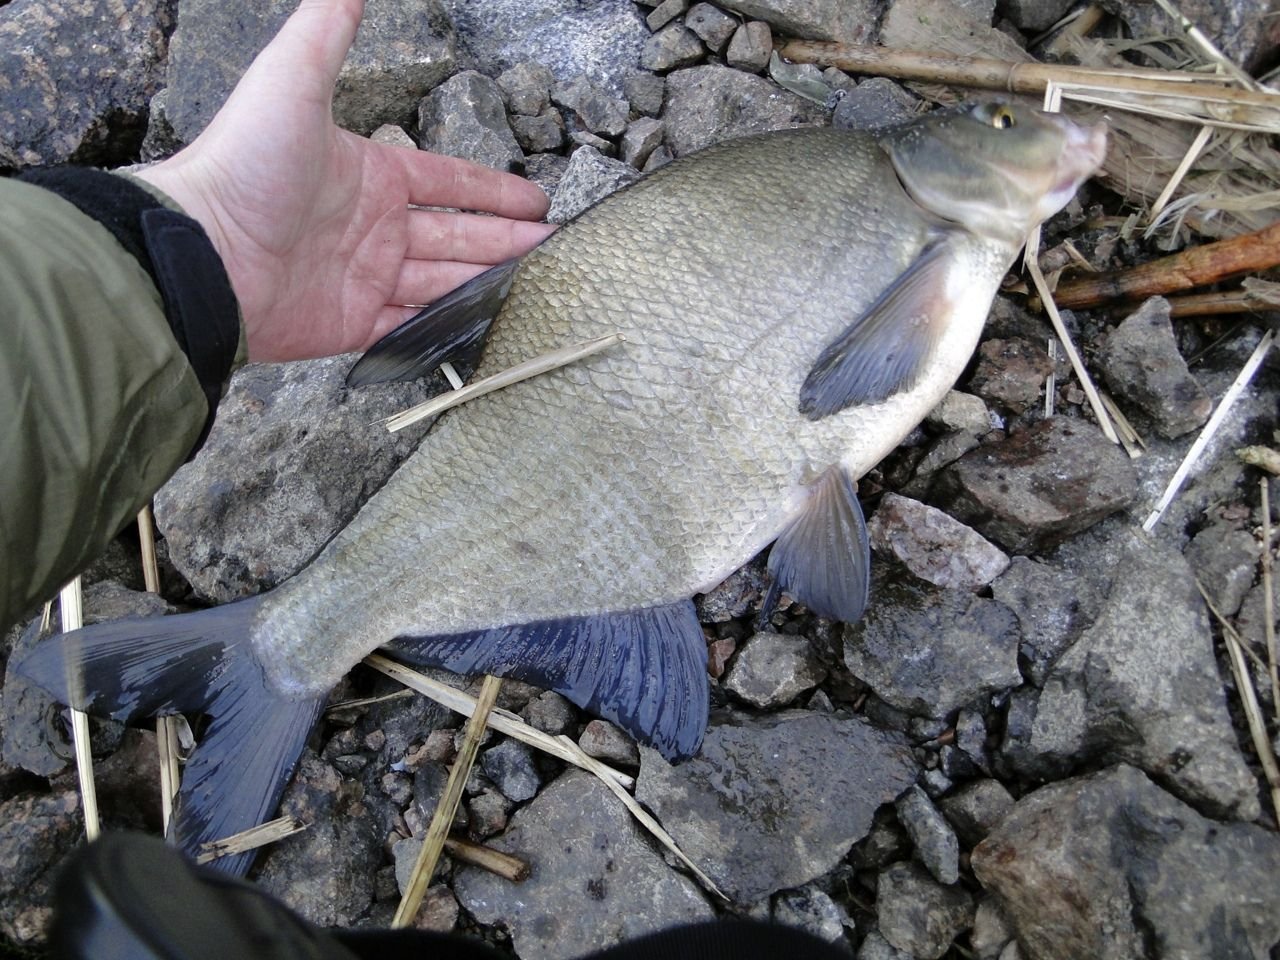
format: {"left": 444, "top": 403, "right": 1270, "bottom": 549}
{"left": 0, "top": 176, "right": 245, "bottom": 633}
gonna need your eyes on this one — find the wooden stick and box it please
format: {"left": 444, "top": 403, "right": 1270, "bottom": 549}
{"left": 1051, "top": 221, "right": 1280, "bottom": 310}
{"left": 778, "top": 42, "right": 1280, "bottom": 128}
{"left": 196, "top": 816, "right": 309, "bottom": 864}
{"left": 59, "top": 578, "right": 100, "bottom": 841}
{"left": 393, "top": 674, "right": 503, "bottom": 927}
{"left": 443, "top": 837, "right": 530, "bottom": 882}
{"left": 1165, "top": 287, "right": 1280, "bottom": 317}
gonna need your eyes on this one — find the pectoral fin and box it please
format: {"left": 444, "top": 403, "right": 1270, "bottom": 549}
{"left": 386, "top": 600, "right": 708, "bottom": 760}
{"left": 799, "top": 235, "right": 960, "bottom": 419}
{"left": 346, "top": 259, "right": 520, "bottom": 386}
{"left": 766, "top": 466, "right": 871, "bottom": 623}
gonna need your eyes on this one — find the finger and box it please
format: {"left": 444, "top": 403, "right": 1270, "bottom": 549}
{"left": 407, "top": 209, "right": 555, "bottom": 265}
{"left": 385, "top": 259, "right": 501, "bottom": 310}
{"left": 389, "top": 147, "right": 551, "bottom": 221}
{"left": 245, "top": 0, "right": 364, "bottom": 106}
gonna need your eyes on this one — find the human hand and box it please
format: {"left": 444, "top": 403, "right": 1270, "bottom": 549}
{"left": 134, "top": 0, "right": 554, "bottom": 363}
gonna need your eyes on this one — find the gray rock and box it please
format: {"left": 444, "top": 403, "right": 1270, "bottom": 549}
{"left": 972, "top": 765, "right": 1280, "bottom": 960}
{"left": 1013, "top": 529, "right": 1261, "bottom": 820}
{"left": 0, "top": 0, "right": 171, "bottom": 168}
{"left": 936, "top": 778, "right": 1015, "bottom": 848}
{"left": 570, "top": 129, "right": 616, "bottom": 155}
{"left": 510, "top": 109, "right": 566, "bottom": 153}
{"left": 901, "top": 431, "right": 983, "bottom": 498}
{"left": 3, "top": 583, "right": 171, "bottom": 777}
{"left": 440, "top": 0, "right": 648, "bottom": 95}
{"left": 578, "top": 719, "right": 641, "bottom": 767}
{"left": 0, "top": 790, "right": 81, "bottom": 943}
{"left": 724, "top": 631, "right": 827, "bottom": 707}
{"left": 155, "top": 356, "right": 434, "bottom": 601}
{"left": 955, "top": 708, "right": 990, "bottom": 771}
{"left": 624, "top": 71, "right": 667, "bottom": 117}
{"left": 990, "top": 557, "right": 1104, "bottom": 686}
{"left": 856, "top": 931, "right": 914, "bottom": 960}
{"left": 417, "top": 71, "right": 524, "bottom": 172}
{"left": 850, "top": 809, "right": 912, "bottom": 872}
{"left": 646, "top": 0, "right": 691, "bottom": 31}
{"left": 481, "top": 738, "right": 543, "bottom": 802}
{"left": 832, "top": 78, "right": 918, "bottom": 132}
{"left": 637, "top": 711, "right": 917, "bottom": 903}
{"left": 551, "top": 76, "right": 630, "bottom": 137}
{"left": 524, "top": 151, "right": 571, "bottom": 198}
{"left": 1098, "top": 297, "right": 1212, "bottom": 439}
{"left": 696, "top": 562, "right": 769, "bottom": 622}
{"left": 521, "top": 690, "right": 577, "bottom": 735}
{"left": 930, "top": 417, "right": 1139, "bottom": 555}
{"left": 662, "top": 65, "right": 826, "bottom": 156}
{"left": 644, "top": 144, "right": 675, "bottom": 171}
{"left": 868, "top": 493, "right": 1010, "bottom": 590}
{"left": 641, "top": 23, "right": 707, "bottom": 72}
{"left": 547, "top": 145, "right": 640, "bottom": 223}
{"left": 412, "top": 762, "right": 468, "bottom": 832}
{"left": 843, "top": 575, "right": 1022, "bottom": 719}
{"left": 455, "top": 770, "right": 714, "bottom": 956}
{"left": 467, "top": 788, "right": 513, "bottom": 839}
{"left": 876, "top": 861, "right": 974, "bottom": 960}
{"left": 1184, "top": 517, "right": 1259, "bottom": 617}
{"left": 1119, "top": 0, "right": 1273, "bottom": 72}
{"left": 496, "top": 61, "right": 555, "bottom": 116}
{"left": 926, "top": 390, "right": 990, "bottom": 436}
{"left": 621, "top": 117, "right": 666, "bottom": 168}
{"left": 895, "top": 786, "right": 960, "bottom": 885}
{"left": 717, "top": 0, "right": 877, "bottom": 42}
{"left": 968, "top": 338, "right": 1054, "bottom": 414}
{"left": 773, "top": 885, "right": 852, "bottom": 947}
{"left": 370, "top": 123, "right": 416, "bottom": 149}
{"left": 686, "top": 3, "right": 739, "bottom": 52}
{"left": 161, "top": 0, "right": 454, "bottom": 146}
{"left": 255, "top": 753, "right": 381, "bottom": 926}
{"left": 725, "top": 21, "right": 773, "bottom": 72}
{"left": 970, "top": 899, "right": 1015, "bottom": 960}
{"left": 1000, "top": 0, "right": 1073, "bottom": 31}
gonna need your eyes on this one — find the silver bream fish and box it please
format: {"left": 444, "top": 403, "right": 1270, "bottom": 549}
{"left": 21, "top": 102, "right": 1106, "bottom": 873}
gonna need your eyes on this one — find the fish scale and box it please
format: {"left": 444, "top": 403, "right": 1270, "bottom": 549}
{"left": 18, "top": 104, "right": 1107, "bottom": 873}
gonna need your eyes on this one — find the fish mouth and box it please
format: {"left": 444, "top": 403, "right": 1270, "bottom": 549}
{"left": 1039, "top": 114, "right": 1108, "bottom": 218}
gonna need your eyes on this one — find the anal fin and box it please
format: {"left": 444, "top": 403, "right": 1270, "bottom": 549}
{"left": 13, "top": 597, "right": 324, "bottom": 876}
{"left": 346, "top": 258, "right": 520, "bottom": 386}
{"left": 385, "top": 601, "right": 708, "bottom": 760}
{"left": 767, "top": 466, "right": 871, "bottom": 624}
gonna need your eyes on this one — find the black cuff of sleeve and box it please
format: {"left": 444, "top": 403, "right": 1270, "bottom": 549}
{"left": 15, "top": 166, "right": 240, "bottom": 453}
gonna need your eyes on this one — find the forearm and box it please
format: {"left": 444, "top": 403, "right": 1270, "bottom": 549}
{"left": 0, "top": 174, "right": 244, "bottom": 632}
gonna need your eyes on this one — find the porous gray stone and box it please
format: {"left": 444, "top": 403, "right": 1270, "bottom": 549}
{"left": 440, "top": 0, "right": 648, "bottom": 95}
{"left": 1184, "top": 516, "right": 1259, "bottom": 617}
{"left": 968, "top": 338, "right": 1054, "bottom": 414}
{"left": 990, "top": 557, "right": 1103, "bottom": 686}
{"left": 723, "top": 631, "right": 827, "bottom": 708}
{"left": 417, "top": 70, "right": 524, "bottom": 172}
{"left": 0, "top": 0, "right": 172, "bottom": 168}
{"left": 496, "top": 61, "right": 555, "bottom": 116}
{"left": 1011, "top": 529, "right": 1261, "bottom": 821}
{"left": 641, "top": 22, "right": 706, "bottom": 72}
{"left": 972, "top": 765, "right": 1280, "bottom": 960}
{"left": 624, "top": 71, "right": 667, "bottom": 117}
{"left": 725, "top": 21, "right": 772, "bottom": 72}
{"left": 931, "top": 417, "right": 1139, "bottom": 555}
{"left": 1097, "top": 297, "right": 1212, "bottom": 439}
{"left": 481, "top": 737, "right": 542, "bottom": 802}
{"left": 843, "top": 575, "right": 1022, "bottom": 719}
{"left": 832, "top": 77, "right": 918, "bottom": 131}
{"left": 686, "top": 2, "right": 738, "bottom": 52}
{"left": 510, "top": 109, "right": 565, "bottom": 153}
{"left": 646, "top": 0, "right": 690, "bottom": 30}
{"left": 621, "top": 117, "right": 665, "bottom": 168}
{"left": 155, "top": 356, "right": 435, "bottom": 602}
{"left": 0, "top": 790, "right": 81, "bottom": 943}
{"left": 875, "top": 861, "right": 974, "bottom": 959}
{"left": 1000, "top": 0, "right": 1074, "bottom": 31}
{"left": 551, "top": 75, "right": 630, "bottom": 137}
{"left": 926, "top": 390, "right": 990, "bottom": 436}
{"left": 936, "top": 779, "right": 1015, "bottom": 848}
{"left": 868, "top": 494, "right": 1010, "bottom": 590}
{"left": 856, "top": 931, "right": 914, "bottom": 960}
{"left": 895, "top": 785, "right": 960, "bottom": 885}
{"left": 578, "top": 719, "right": 641, "bottom": 767}
{"left": 637, "top": 711, "right": 917, "bottom": 903}
{"left": 546, "top": 145, "right": 640, "bottom": 223}
{"left": 662, "top": 65, "right": 826, "bottom": 156}
{"left": 454, "top": 770, "right": 714, "bottom": 957}
{"left": 717, "top": 0, "right": 877, "bottom": 42}
{"left": 520, "top": 690, "right": 577, "bottom": 735}
{"left": 772, "top": 885, "right": 852, "bottom": 946}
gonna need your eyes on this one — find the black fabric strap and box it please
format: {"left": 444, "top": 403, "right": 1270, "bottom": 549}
{"left": 16, "top": 166, "right": 240, "bottom": 449}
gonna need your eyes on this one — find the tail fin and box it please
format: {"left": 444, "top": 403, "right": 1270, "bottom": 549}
{"left": 13, "top": 597, "right": 324, "bottom": 875}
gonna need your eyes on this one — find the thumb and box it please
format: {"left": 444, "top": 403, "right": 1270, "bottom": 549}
{"left": 239, "top": 0, "right": 365, "bottom": 109}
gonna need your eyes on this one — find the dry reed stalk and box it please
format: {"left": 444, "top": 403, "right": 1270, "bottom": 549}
{"left": 393, "top": 674, "right": 503, "bottom": 927}
{"left": 1143, "top": 330, "right": 1275, "bottom": 530}
{"left": 59, "top": 577, "right": 100, "bottom": 840}
{"left": 137, "top": 505, "right": 182, "bottom": 831}
{"left": 195, "top": 816, "right": 308, "bottom": 864}
{"left": 443, "top": 837, "right": 530, "bottom": 882}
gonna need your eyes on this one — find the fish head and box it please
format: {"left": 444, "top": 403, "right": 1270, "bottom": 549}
{"left": 881, "top": 101, "right": 1108, "bottom": 248}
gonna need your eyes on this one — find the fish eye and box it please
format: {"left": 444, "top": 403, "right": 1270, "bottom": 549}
{"left": 991, "top": 105, "right": 1016, "bottom": 130}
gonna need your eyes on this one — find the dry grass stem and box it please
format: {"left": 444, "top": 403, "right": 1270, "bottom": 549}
{"left": 1147, "top": 0, "right": 1258, "bottom": 89}
{"left": 195, "top": 816, "right": 308, "bottom": 864}
{"left": 1238, "top": 446, "right": 1280, "bottom": 475}
{"left": 556, "top": 735, "right": 728, "bottom": 901}
{"left": 394, "top": 674, "right": 503, "bottom": 927}
{"left": 1098, "top": 391, "right": 1146, "bottom": 457}
{"left": 384, "top": 335, "right": 626, "bottom": 433}
{"left": 1199, "top": 583, "right": 1280, "bottom": 829}
{"left": 325, "top": 688, "right": 417, "bottom": 713}
{"left": 138, "top": 505, "right": 182, "bottom": 830}
{"left": 443, "top": 837, "right": 530, "bottom": 882}
{"left": 1044, "top": 338, "right": 1057, "bottom": 417}
{"left": 363, "top": 654, "right": 634, "bottom": 789}
{"left": 1150, "top": 124, "right": 1214, "bottom": 222}
{"left": 58, "top": 577, "right": 100, "bottom": 841}
{"left": 1143, "top": 329, "right": 1275, "bottom": 530}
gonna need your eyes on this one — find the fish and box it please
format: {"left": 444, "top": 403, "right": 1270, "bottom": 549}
{"left": 18, "top": 101, "right": 1106, "bottom": 874}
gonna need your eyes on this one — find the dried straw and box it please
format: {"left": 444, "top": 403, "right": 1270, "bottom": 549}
{"left": 59, "top": 577, "right": 100, "bottom": 841}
